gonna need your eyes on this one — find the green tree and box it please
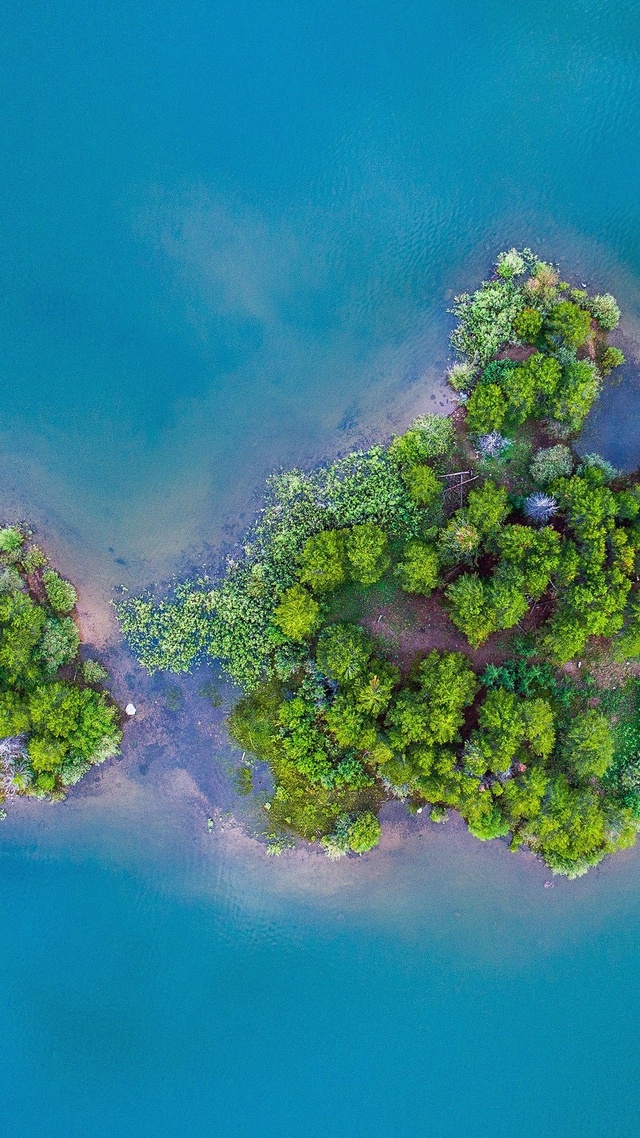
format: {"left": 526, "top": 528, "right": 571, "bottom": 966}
{"left": 562, "top": 710, "right": 614, "bottom": 780}
{"left": 299, "top": 530, "right": 347, "bottom": 593}
{"left": 272, "top": 585, "right": 320, "bottom": 642}
{"left": 465, "top": 383, "right": 507, "bottom": 433}
{"left": 397, "top": 542, "right": 439, "bottom": 595}
{"left": 345, "top": 523, "right": 390, "bottom": 586}
{"left": 548, "top": 301, "right": 591, "bottom": 348}
{"left": 466, "top": 481, "right": 510, "bottom": 538}
{"left": 401, "top": 464, "right": 441, "bottom": 506}
{"left": 42, "top": 570, "right": 78, "bottom": 614}
{"left": 316, "top": 623, "right": 373, "bottom": 685}
{"left": 513, "top": 306, "right": 542, "bottom": 342}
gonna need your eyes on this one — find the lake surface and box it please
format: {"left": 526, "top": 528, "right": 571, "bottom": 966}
{"left": 3, "top": 1, "right": 640, "bottom": 1134}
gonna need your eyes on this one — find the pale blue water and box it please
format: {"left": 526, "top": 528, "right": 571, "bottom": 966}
{"left": 3, "top": 1, "right": 640, "bottom": 1134}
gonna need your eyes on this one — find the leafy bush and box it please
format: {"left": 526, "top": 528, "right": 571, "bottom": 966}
{"left": 397, "top": 542, "right": 439, "bottom": 595}
{"left": 587, "top": 293, "right": 620, "bottom": 331}
{"left": 273, "top": 585, "right": 320, "bottom": 642}
{"left": 299, "top": 530, "right": 347, "bottom": 593}
{"left": 401, "top": 463, "right": 441, "bottom": 506}
{"left": 0, "top": 528, "right": 24, "bottom": 554}
{"left": 345, "top": 523, "right": 390, "bottom": 586}
{"left": 600, "top": 346, "right": 625, "bottom": 375}
{"left": 465, "top": 382, "right": 507, "bottom": 433}
{"left": 513, "top": 306, "right": 542, "bottom": 342}
{"left": 42, "top": 570, "right": 77, "bottom": 614}
{"left": 547, "top": 301, "right": 591, "bottom": 348}
{"left": 530, "top": 445, "right": 573, "bottom": 486}
{"left": 82, "top": 659, "right": 109, "bottom": 685}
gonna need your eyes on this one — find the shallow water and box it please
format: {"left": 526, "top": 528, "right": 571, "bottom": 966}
{"left": 3, "top": 0, "right": 640, "bottom": 1134}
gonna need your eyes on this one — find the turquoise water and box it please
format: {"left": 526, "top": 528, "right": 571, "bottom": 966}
{"left": 3, "top": 1, "right": 640, "bottom": 1133}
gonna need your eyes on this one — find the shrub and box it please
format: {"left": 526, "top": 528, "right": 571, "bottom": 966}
{"left": 578, "top": 453, "right": 617, "bottom": 484}
{"left": 513, "top": 307, "right": 542, "bottom": 342}
{"left": 476, "top": 431, "right": 510, "bottom": 459}
{"left": 447, "top": 362, "right": 475, "bottom": 392}
{"left": 548, "top": 301, "right": 591, "bottom": 348}
{"left": 316, "top": 623, "right": 372, "bottom": 685}
{"left": 600, "top": 346, "right": 625, "bottom": 375}
{"left": 496, "top": 249, "right": 526, "bottom": 279}
{"left": 272, "top": 585, "right": 320, "bottom": 642}
{"left": 38, "top": 617, "right": 80, "bottom": 673}
{"left": 587, "top": 293, "right": 620, "bottom": 331}
{"left": 465, "top": 383, "right": 507, "bottom": 433}
{"left": 530, "top": 445, "right": 573, "bottom": 486}
{"left": 401, "top": 464, "right": 441, "bottom": 505}
{"left": 551, "top": 360, "right": 601, "bottom": 433}
{"left": 322, "top": 811, "right": 381, "bottom": 857}
{"left": 42, "top": 570, "right": 77, "bottom": 614}
{"left": 0, "top": 527, "right": 24, "bottom": 555}
{"left": 82, "top": 659, "right": 109, "bottom": 684}
{"left": 451, "top": 278, "right": 525, "bottom": 366}
{"left": 345, "top": 523, "right": 390, "bottom": 585}
{"left": 562, "top": 710, "right": 614, "bottom": 780}
{"left": 299, "top": 530, "right": 346, "bottom": 593}
{"left": 391, "top": 415, "right": 454, "bottom": 464}
{"left": 397, "top": 542, "right": 439, "bottom": 595}
{"left": 466, "top": 481, "right": 510, "bottom": 537}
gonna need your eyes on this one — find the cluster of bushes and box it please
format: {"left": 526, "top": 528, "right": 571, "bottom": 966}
{"left": 118, "top": 250, "right": 640, "bottom": 875}
{"left": 0, "top": 529, "right": 121, "bottom": 801}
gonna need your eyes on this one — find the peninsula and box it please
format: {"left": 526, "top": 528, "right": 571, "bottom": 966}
{"left": 119, "top": 249, "right": 640, "bottom": 877}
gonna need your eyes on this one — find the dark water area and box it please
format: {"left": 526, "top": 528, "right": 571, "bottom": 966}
{"left": 3, "top": 1, "right": 640, "bottom": 1134}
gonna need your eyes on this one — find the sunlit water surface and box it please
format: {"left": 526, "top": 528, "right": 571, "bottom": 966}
{"left": 3, "top": 1, "right": 640, "bottom": 1134}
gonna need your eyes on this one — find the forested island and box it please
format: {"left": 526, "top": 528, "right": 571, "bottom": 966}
{"left": 0, "top": 530, "right": 121, "bottom": 803}
{"left": 119, "top": 249, "right": 640, "bottom": 877}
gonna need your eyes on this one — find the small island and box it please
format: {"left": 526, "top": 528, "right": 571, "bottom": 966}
{"left": 119, "top": 249, "right": 640, "bottom": 877}
{"left": 0, "top": 529, "right": 121, "bottom": 804}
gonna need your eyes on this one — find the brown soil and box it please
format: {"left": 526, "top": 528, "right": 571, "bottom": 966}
{"left": 496, "top": 344, "right": 537, "bottom": 363}
{"left": 361, "top": 589, "right": 517, "bottom": 675}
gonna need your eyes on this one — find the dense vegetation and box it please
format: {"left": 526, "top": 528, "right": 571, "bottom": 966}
{"left": 118, "top": 249, "right": 640, "bottom": 876}
{"left": 0, "top": 529, "right": 121, "bottom": 802}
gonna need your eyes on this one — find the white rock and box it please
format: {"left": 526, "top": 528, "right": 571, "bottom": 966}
{"left": 125, "top": 703, "right": 137, "bottom": 717}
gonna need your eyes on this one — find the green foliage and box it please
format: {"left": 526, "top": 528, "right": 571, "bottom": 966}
{"left": 39, "top": 617, "right": 80, "bottom": 673}
{"left": 82, "top": 659, "right": 109, "bottom": 684}
{"left": 299, "top": 530, "right": 346, "bottom": 593}
{"left": 397, "top": 542, "right": 439, "bottom": 595}
{"left": 600, "top": 346, "right": 625, "bottom": 375}
{"left": 548, "top": 301, "right": 591, "bottom": 348}
{"left": 273, "top": 585, "right": 320, "bottom": 642}
{"left": 390, "top": 414, "right": 454, "bottom": 464}
{"left": 0, "top": 527, "right": 24, "bottom": 554}
{"left": 317, "top": 623, "right": 373, "bottom": 685}
{"left": 451, "top": 276, "right": 525, "bottom": 366}
{"left": 530, "top": 445, "right": 573, "bottom": 486}
{"left": 0, "top": 562, "right": 120, "bottom": 803}
{"left": 551, "top": 360, "right": 600, "bottom": 433}
{"left": 322, "top": 811, "right": 381, "bottom": 857}
{"left": 513, "top": 307, "right": 543, "bottom": 342}
{"left": 466, "top": 481, "right": 510, "bottom": 537}
{"left": 117, "top": 252, "right": 636, "bottom": 877}
{"left": 401, "top": 463, "right": 441, "bottom": 506}
{"left": 465, "top": 382, "right": 507, "bottom": 433}
{"left": 562, "top": 710, "right": 614, "bottom": 780}
{"left": 346, "top": 523, "right": 390, "bottom": 586}
{"left": 587, "top": 293, "right": 620, "bottom": 331}
{"left": 42, "top": 570, "right": 78, "bottom": 614}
